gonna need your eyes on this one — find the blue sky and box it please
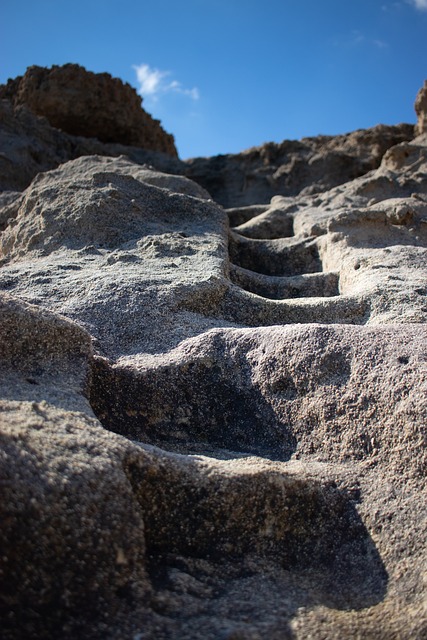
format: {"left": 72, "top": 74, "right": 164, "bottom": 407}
{"left": 1, "top": 1, "right": 427, "bottom": 158}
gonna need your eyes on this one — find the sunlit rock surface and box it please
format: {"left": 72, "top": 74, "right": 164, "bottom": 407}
{"left": 0, "top": 74, "right": 426, "bottom": 639}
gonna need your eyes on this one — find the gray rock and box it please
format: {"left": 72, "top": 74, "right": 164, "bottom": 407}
{"left": 0, "top": 87, "right": 426, "bottom": 640}
{"left": 2, "top": 288, "right": 426, "bottom": 639}
{"left": 0, "top": 293, "right": 150, "bottom": 638}
{"left": 0, "top": 99, "right": 184, "bottom": 192}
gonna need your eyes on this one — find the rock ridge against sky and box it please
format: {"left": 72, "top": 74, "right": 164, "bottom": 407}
{"left": 0, "top": 64, "right": 177, "bottom": 156}
{"left": 0, "top": 67, "right": 426, "bottom": 639}
{"left": 2, "top": 0, "right": 427, "bottom": 159}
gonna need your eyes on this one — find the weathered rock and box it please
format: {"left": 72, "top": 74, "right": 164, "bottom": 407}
{"left": 0, "top": 293, "right": 150, "bottom": 638}
{"left": 2, "top": 152, "right": 426, "bottom": 345}
{"left": 4, "top": 292, "right": 412, "bottom": 639}
{"left": 185, "top": 124, "right": 414, "bottom": 207}
{"left": 415, "top": 80, "right": 427, "bottom": 136}
{"left": 0, "top": 84, "right": 427, "bottom": 640}
{"left": 0, "top": 64, "right": 177, "bottom": 155}
{"left": 0, "top": 99, "right": 184, "bottom": 193}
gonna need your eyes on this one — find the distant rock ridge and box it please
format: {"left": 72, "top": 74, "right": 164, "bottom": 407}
{"left": 0, "top": 63, "right": 177, "bottom": 156}
{"left": 185, "top": 123, "right": 414, "bottom": 207}
{"left": 0, "top": 64, "right": 418, "bottom": 205}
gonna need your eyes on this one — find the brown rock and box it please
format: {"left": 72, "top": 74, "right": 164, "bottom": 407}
{"left": 0, "top": 98, "right": 184, "bottom": 193}
{"left": 185, "top": 124, "right": 414, "bottom": 207}
{"left": 0, "top": 64, "right": 177, "bottom": 156}
{"left": 415, "top": 79, "right": 427, "bottom": 136}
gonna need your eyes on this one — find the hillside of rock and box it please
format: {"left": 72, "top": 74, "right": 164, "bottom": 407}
{"left": 0, "top": 64, "right": 416, "bottom": 203}
{"left": 0, "top": 71, "right": 426, "bottom": 640}
{"left": 185, "top": 123, "right": 414, "bottom": 207}
{"left": 0, "top": 98, "right": 184, "bottom": 193}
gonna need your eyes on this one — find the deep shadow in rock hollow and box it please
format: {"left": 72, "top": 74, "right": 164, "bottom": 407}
{"left": 90, "top": 342, "right": 388, "bottom": 636}
{"left": 123, "top": 447, "right": 388, "bottom": 637}
{"left": 90, "top": 354, "right": 298, "bottom": 461}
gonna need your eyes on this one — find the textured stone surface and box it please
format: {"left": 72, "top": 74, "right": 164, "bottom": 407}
{"left": 415, "top": 80, "right": 427, "bottom": 136}
{"left": 0, "top": 99, "right": 184, "bottom": 192}
{"left": 0, "top": 294, "right": 150, "bottom": 638}
{"left": 0, "top": 64, "right": 177, "bottom": 155}
{"left": 185, "top": 124, "right": 414, "bottom": 207}
{"left": 0, "top": 83, "right": 426, "bottom": 639}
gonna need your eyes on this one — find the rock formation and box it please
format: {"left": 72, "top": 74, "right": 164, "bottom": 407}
{"left": 0, "top": 64, "right": 177, "bottom": 155}
{"left": 0, "top": 98, "right": 184, "bottom": 193}
{"left": 415, "top": 80, "right": 427, "bottom": 135}
{"left": 0, "top": 70, "right": 426, "bottom": 639}
{"left": 0, "top": 64, "right": 413, "bottom": 201}
{"left": 185, "top": 124, "right": 414, "bottom": 207}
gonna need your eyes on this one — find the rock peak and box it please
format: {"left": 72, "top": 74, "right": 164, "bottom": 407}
{"left": 415, "top": 79, "right": 427, "bottom": 136}
{"left": 0, "top": 63, "right": 177, "bottom": 156}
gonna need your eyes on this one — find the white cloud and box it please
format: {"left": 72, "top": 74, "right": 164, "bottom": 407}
{"left": 332, "top": 31, "right": 389, "bottom": 50}
{"left": 384, "top": 0, "right": 427, "bottom": 10}
{"left": 382, "top": 2, "right": 402, "bottom": 10}
{"left": 407, "top": 0, "right": 427, "bottom": 9}
{"left": 133, "top": 63, "right": 199, "bottom": 102}
{"left": 133, "top": 64, "right": 167, "bottom": 96}
{"left": 373, "top": 39, "right": 389, "bottom": 49}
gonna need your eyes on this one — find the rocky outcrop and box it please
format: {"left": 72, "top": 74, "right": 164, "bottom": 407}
{"left": 185, "top": 124, "right": 414, "bottom": 207}
{"left": 0, "top": 64, "right": 177, "bottom": 155}
{"left": 415, "top": 80, "right": 427, "bottom": 136}
{"left": 0, "top": 65, "right": 415, "bottom": 200}
{"left": 0, "top": 79, "right": 426, "bottom": 639}
{"left": 1, "top": 137, "right": 427, "bottom": 638}
{"left": 0, "top": 99, "right": 184, "bottom": 192}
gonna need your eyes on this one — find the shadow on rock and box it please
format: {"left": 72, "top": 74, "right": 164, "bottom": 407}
{"left": 124, "top": 446, "right": 388, "bottom": 629}
{"left": 0, "top": 431, "right": 147, "bottom": 640}
{"left": 91, "top": 354, "right": 297, "bottom": 462}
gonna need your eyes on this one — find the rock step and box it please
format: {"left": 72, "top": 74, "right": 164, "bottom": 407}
{"left": 126, "top": 446, "right": 387, "bottom": 610}
{"left": 233, "top": 209, "right": 295, "bottom": 239}
{"left": 225, "top": 204, "right": 270, "bottom": 227}
{"left": 218, "top": 286, "right": 367, "bottom": 325}
{"left": 229, "top": 232, "right": 322, "bottom": 277}
{"left": 229, "top": 264, "right": 340, "bottom": 299}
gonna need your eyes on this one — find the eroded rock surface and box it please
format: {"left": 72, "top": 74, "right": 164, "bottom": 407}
{"left": 0, "top": 99, "right": 184, "bottom": 192}
{"left": 0, "top": 64, "right": 177, "bottom": 155}
{"left": 0, "top": 82, "right": 427, "bottom": 640}
{"left": 185, "top": 124, "right": 414, "bottom": 207}
{"left": 415, "top": 80, "right": 427, "bottom": 136}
